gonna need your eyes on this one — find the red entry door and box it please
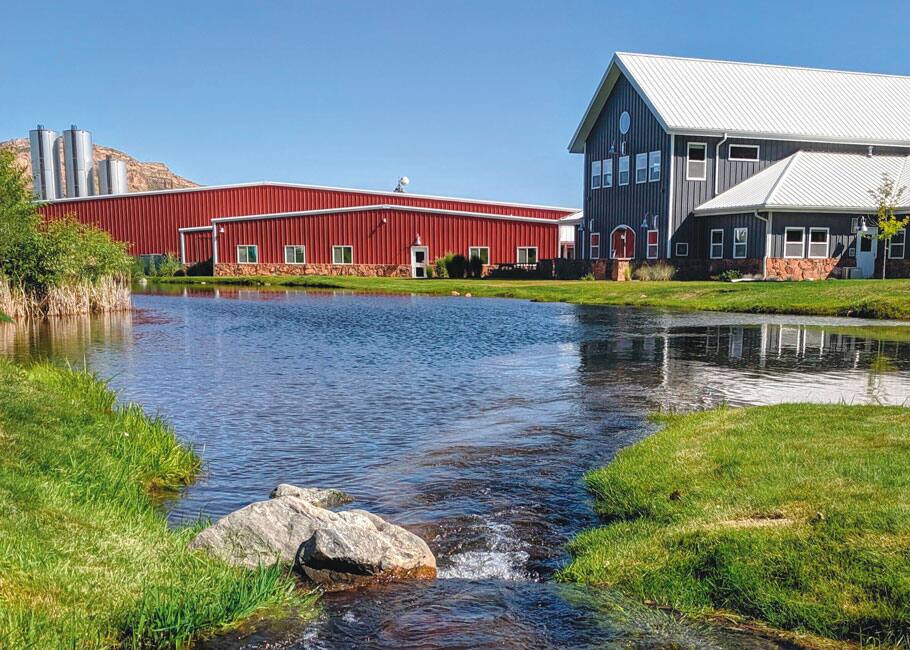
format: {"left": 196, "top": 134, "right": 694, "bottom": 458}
{"left": 611, "top": 227, "right": 635, "bottom": 259}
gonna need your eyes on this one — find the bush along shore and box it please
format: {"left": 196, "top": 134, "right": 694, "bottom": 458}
{"left": 153, "top": 275, "right": 910, "bottom": 321}
{"left": 0, "top": 150, "right": 132, "bottom": 319}
{"left": 0, "top": 359, "right": 313, "bottom": 648}
{"left": 559, "top": 404, "right": 910, "bottom": 647}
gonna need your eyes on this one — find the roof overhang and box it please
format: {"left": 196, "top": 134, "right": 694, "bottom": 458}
{"left": 693, "top": 205, "right": 893, "bottom": 216}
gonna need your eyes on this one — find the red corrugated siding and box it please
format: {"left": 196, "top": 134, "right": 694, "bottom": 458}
{"left": 183, "top": 230, "right": 213, "bottom": 264}
{"left": 38, "top": 184, "right": 574, "bottom": 256}
{"left": 219, "top": 209, "right": 558, "bottom": 265}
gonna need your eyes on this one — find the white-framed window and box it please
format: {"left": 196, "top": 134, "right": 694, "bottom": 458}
{"left": 618, "top": 156, "right": 630, "bottom": 185}
{"left": 590, "top": 232, "right": 601, "bottom": 259}
{"left": 709, "top": 229, "right": 724, "bottom": 259}
{"left": 729, "top": 144, "right": 760, "bottom": 161}
{"left": 635, "top": 153, "right": 648, "bottom": 184}
{"left": 591, "top": 160, "right": 602, "bottom": 190}
{"left": 602, "top": 159, "right": 613, "bottom": 188}
{"left": 784, "top": 228, "right": 805, "bottom": 258}
{"left": 646, "top": 229, "right": 659, "bottom": 259}
{"left": 648, "top": 150, "right": 661, "bottom": 182}
{"left": 807, "top": 228, "right": 829, "bottom": 259}
{"left": 889, "top": 228, "right": 906, "bottom": 259}
{"left": 468, "top": 246, "right": 490, "bottom": 265}
{"left": 237, "top": 244, "right": 258, "bottom": 264}
{"left": 517, "top": 247, "right": 538, "bottom": 264}
{"left": 687, "top": 142, "right": 707, "bottom": 181}
{"left": 332, "top": 245, "right": 353, "bottom": 265}
{"left": 675, "top": 242, "right": 689, "bottom": 257}
{"left": 284, "top": 245, "right": 306, "bottom": 264}
{"left": 733, "top": 227, "right": 748, "bottom": 259}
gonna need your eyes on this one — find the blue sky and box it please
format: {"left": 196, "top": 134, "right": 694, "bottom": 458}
{"left": 2, "top": 1, "right": 906, "bottom": 206}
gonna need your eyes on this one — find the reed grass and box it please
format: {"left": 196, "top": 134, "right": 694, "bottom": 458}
{"left": 0, "top": 360, "right": 314, "bottom": 648}
{"left": 0, "top": 274, "right": 131, "bottom": 320}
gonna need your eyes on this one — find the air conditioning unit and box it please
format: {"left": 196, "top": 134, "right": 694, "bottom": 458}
{"left": 843, "top": 267, "right": 863, "bottom": 279}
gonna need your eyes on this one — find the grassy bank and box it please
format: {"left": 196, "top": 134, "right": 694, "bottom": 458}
{"left": 154, "top": 276, "right": 910, "bottom": 320}
{"left": 0, "top": 360, "right": 312, "bottom": 648}
{"left": 560, "top": 404, "right": 910, "bottom": 647}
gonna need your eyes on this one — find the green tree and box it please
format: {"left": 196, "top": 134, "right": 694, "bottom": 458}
{"left": 868, "top": 173, "right": 910, "bottom": 279}
{"left": 0, "top": 149, "right": 42, "bottom": 282}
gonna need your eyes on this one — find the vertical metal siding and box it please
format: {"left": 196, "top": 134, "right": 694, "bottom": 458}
{"left": 183, "top": 230, "right": 213, "bottom": 264}
{"left": 703, "top": 213, "right": 766, "bottom": 259}
{"left": 769, "top": 213, "right": 856, "bottom": 258}
{"left": 672, "top": 138, "right": 910, "bottom": 258}
{"left": 39, "top": 185, "right": 575, "bottom": 257}
{"left": 219, "top": 209, "right": 558, "bottom": 265}
{"left": 584, "top": 74, "right": 671, "bottom": 260}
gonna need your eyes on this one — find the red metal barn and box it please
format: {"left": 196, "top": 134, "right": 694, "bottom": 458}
{"left": 38, "top": 182, "right": 579, "bottom": 277}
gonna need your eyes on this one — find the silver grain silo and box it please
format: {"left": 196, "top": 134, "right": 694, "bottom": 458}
{"left": 28, "top": 125, "right": 62, "bottom": 200}
{"left": 63, "top": 124, "right": 95, "bottom": 197}
{"left": 98, "top": 156, "right": 128, "bottom": 194}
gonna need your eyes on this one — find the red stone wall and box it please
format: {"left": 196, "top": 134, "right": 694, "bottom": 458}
{"left": 765, "top": 257, "right": 854, "bottom": 280}
{"left": 215, "top": 263, "right": 411, "bottom": 277}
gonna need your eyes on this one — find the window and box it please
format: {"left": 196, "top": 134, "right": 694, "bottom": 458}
{"left": 675, "top": 242, "right": 689, "bottom": 257}
{"left": 468, "top": 246, "right": 490, "bottom": 265}
{"left": 237, "top": 245, "right": 258, "bottom": 264}
{"left": 618, "top": 156, "right": 630, "bottom": 185}
{"left": 889, "top": 228, "right": 906, "bottom": 259}
{"left": 687, "top": 142, "right": 707, "bottom": 181}
{"left": 602, "top": 159, "right": 613, "bottom": 188}
{"left": 648, "top": 150, "right": 661, "bottom": 182}
{"left": 517, "top": 247, "right": 538, "bottom": 264}
{"left": 591, "top": 160, "right": 602, "bottom": 190}
{"left": 332, "top": 245, "right": 353, "bottom": 264}
{"left": 646, "top": 229, "right": 659, "bottom": 259}
{"left": 635, "top": 153, "right": 648, "bottom": 184}
{"left": 808, "top": 228, "right": 829, "bottom": 259}
{"left": 729, "top": 144, "right": 759, "bottom": 161}
{"left": 590, "top": 232, "right": 601, "bottom": 259}
{"left": 284, "top": 245, "right": 306, "bottom": 264}
{"left": 784, "top": 228, "right": 805, "bottom": 258}
{"left": 733, "top": 227, "right": 748, "bottom": 259}
{"left": 709, "top": 229, "right": 724, "bottom": 259}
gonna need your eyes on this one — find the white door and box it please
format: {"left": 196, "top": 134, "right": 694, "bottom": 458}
{"left": 856, "top": 228, "right": 877, "bottom": 278}
{"left": 410, "top": 246, "right": 429, "bottom": 278}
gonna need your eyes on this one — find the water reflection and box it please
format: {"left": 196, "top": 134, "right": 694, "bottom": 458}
{"left": 2, "top": 289, "right": 908, "bottom": 649}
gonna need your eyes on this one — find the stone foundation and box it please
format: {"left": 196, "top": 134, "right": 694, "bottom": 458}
{"left": 765, "top": 257, "right": 853, "bottom": 281}
{"left": 215, "top": 263, "right": 412, "bottom": 277}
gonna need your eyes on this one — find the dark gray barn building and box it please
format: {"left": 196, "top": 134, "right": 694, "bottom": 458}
{"left": 569, "top": 53, "right": 910, "bottom": 279}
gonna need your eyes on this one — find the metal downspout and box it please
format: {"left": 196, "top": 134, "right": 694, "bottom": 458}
{"left": 714, "top": 133, "right": 729, "bottom": 197}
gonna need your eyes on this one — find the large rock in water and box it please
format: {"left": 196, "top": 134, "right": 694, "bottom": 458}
{"left": 188, "top": 486, "right": 435, "bottom": 588}
{"left": 297, "top": 510, "right": 436, "bottom": 589}
{"left": 269, "top": 483, "right": 353, "bottom": 508}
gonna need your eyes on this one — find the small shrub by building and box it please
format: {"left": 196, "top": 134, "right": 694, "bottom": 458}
{"left": 632, "top": 261, "right": 676, "bottom": 281}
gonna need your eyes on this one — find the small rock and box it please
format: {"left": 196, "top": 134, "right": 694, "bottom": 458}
{"left": 270, "top": 483, "right": 353, "bottom": 508}
{"left": 669, "top": 490, "right": 681, "bottom": 501}
{"left": 464, "top": 292, "right": 472, "bottom": 298}
{"left": 451, "top": 290, "right": 460, "bottom": 296}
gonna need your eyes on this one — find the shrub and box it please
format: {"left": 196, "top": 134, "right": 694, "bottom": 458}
{"left": 433, "top": 255, "right": 451, "bottom": 279}
{"left": 581, "top": 272, "right": 596, "bottom": 281}
{"left": 714, "top": 269, "right": 743, "bottom": 282}
{"left": 445, "top": 254, "right": 468, "bottom": 279}
{"left": 156, "top": 252, "right": 183, "bottom": 277}
{"left": 632, "top": 261, "right": 676, "bottom": 281}
{"left": 468, "top": 255, "right": 484, "bottom": 278}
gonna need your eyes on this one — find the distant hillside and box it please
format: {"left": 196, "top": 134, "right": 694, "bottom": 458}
{"left": 0, "top": 137, "right": 198, "bottom": 194}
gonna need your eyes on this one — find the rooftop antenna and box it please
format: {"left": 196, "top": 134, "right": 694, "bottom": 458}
{"left": 394, "top": 176, "right": 410, "bottom": 192}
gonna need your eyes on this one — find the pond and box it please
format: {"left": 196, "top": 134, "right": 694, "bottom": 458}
{"left": 3, "top": 286, "right": 909, "bottom": 649}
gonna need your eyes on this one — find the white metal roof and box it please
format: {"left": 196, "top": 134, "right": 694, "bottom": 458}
{"left": 694, "top": 151, "right": 910, "bottom": 214}
{"left": 569, "top": 53, "right": 910, "bottom": 152}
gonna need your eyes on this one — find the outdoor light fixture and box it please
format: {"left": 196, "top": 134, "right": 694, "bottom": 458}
{"left": 640, "top": 215, "right": 650, "bottom": 229}
{"left": 414, "top": 234, "right": 422, "bottom": 246}
{"left": 860, "top": 216, "right": 869, "bottom": 233}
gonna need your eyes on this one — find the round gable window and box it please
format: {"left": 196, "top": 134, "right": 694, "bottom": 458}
{"left": 619, "top": 111, "right": 631, "bottom": 134}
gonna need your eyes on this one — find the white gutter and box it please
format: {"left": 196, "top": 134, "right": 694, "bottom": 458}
{"left": 666, "top": 135, "right": 675, "bottom": 258}
{"left": 753, "top": 210, "right": 770, "bottom": 279}
{"left": 714, "top": 133, "right": 729, "bottom": 196}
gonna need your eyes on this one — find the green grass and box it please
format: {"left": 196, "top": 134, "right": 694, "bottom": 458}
{"left": 560, "top": 404, "right": 910, "bottom": 646}
{"left": 153, "top": 276, "right": 910, "bottom": 320}
{"left": 0, "top": 360, "right": 314, "bottom": 648}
